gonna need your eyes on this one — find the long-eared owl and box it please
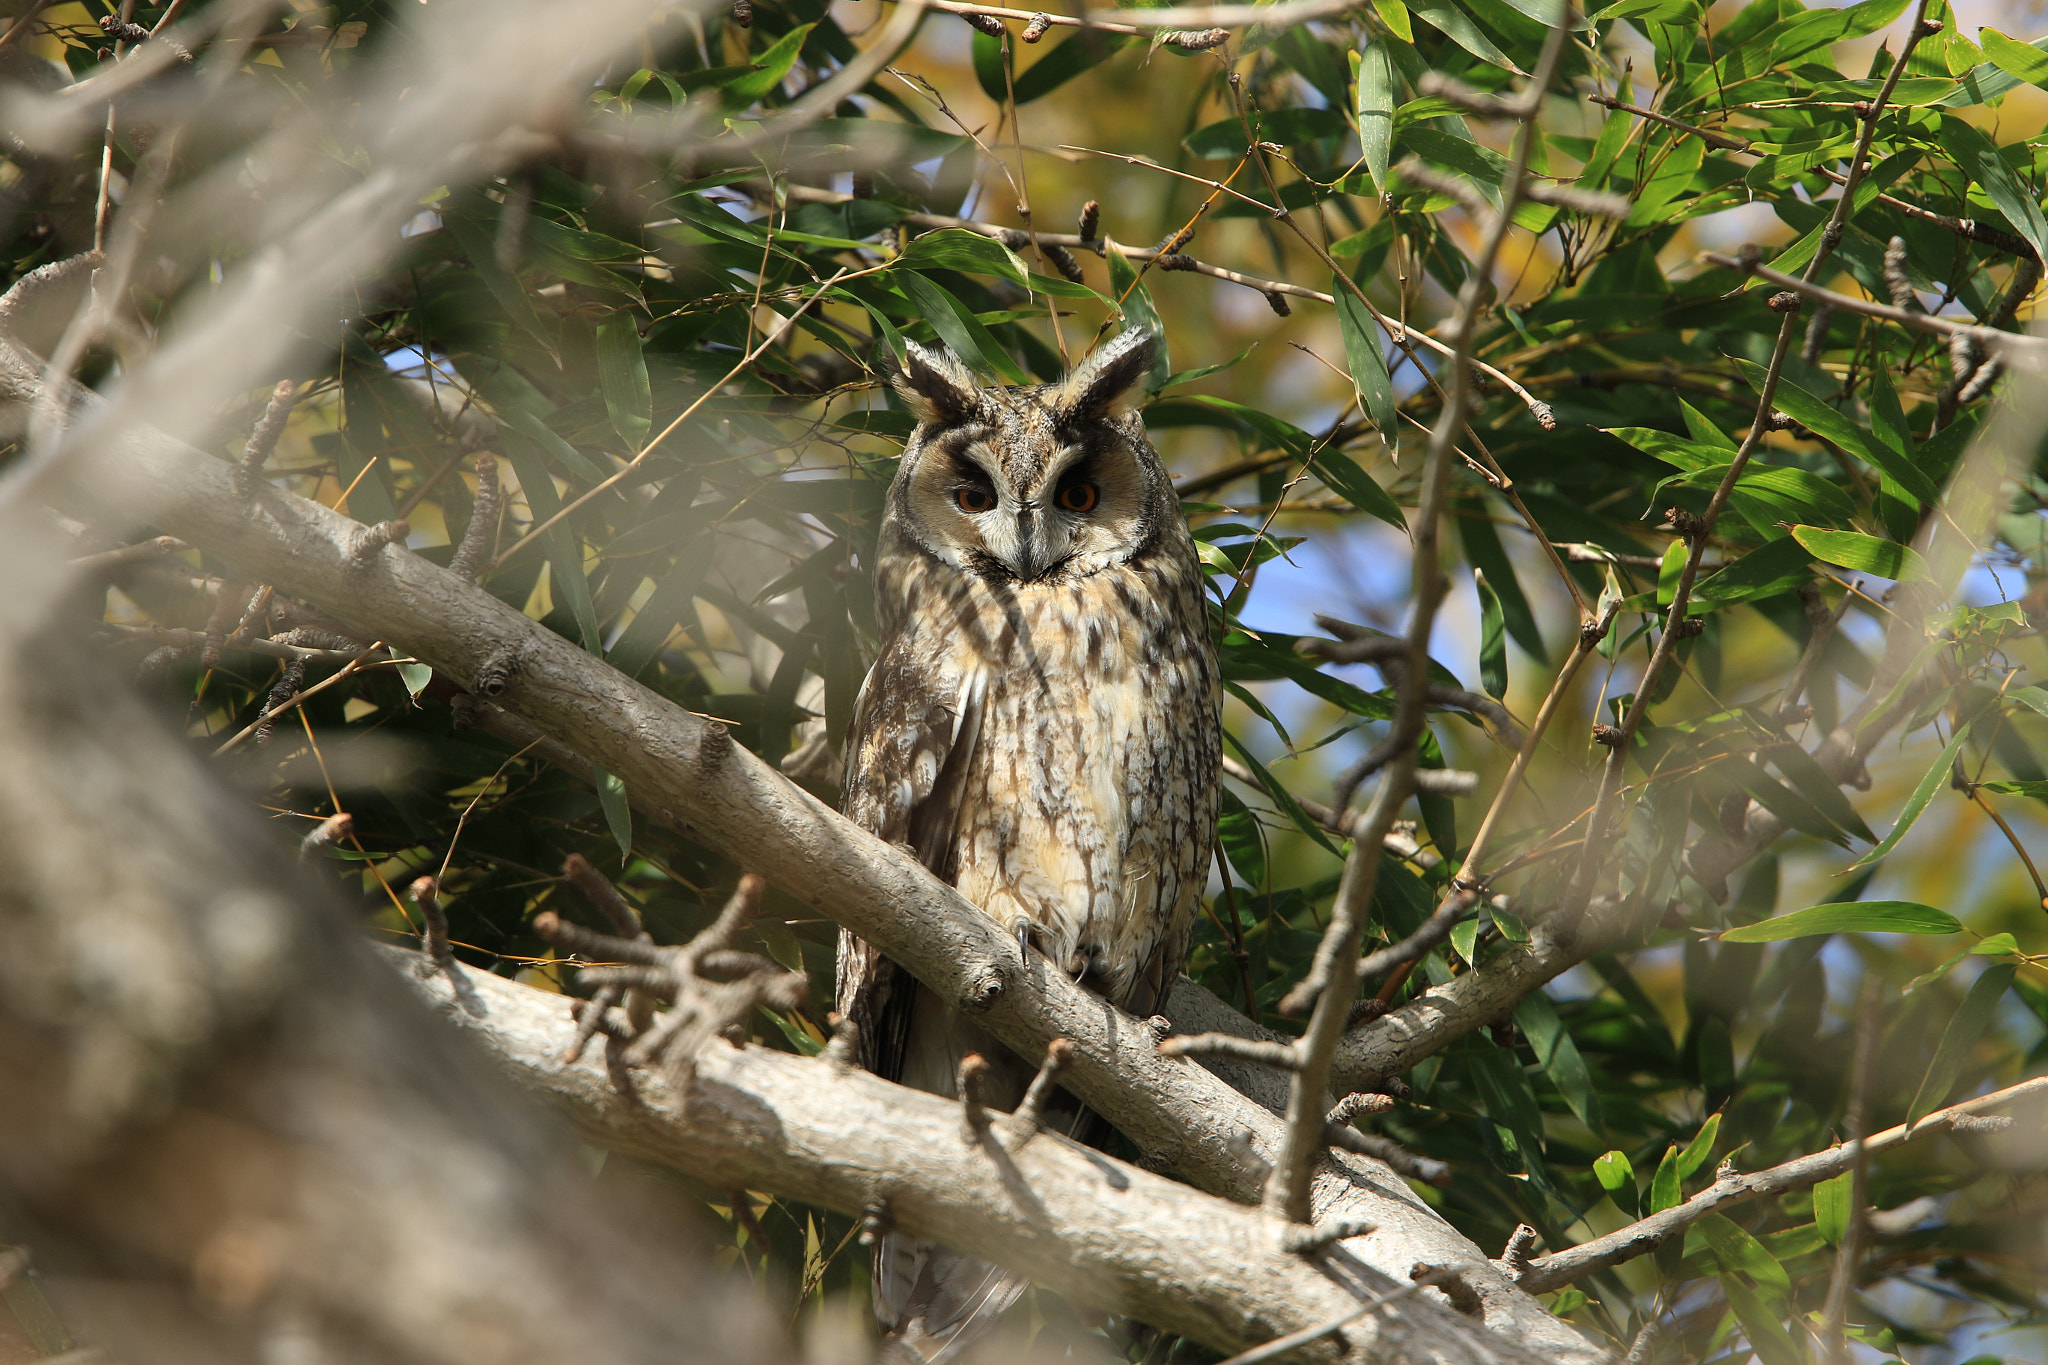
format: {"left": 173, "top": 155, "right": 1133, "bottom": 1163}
{"left": 835, "top": 329, "right": 1223, "bottom": 1363}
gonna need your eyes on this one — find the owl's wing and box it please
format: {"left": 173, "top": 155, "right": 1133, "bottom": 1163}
{"left": 834, "top": 646, "right": 986, "bottom": 1081}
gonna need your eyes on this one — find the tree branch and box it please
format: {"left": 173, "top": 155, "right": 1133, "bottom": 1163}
{"left": 1515, "top": 1075, "right": 2047, "bottom": 1294}
{"left": 390, "top": 947, "right": 1546, "bottom": 1365}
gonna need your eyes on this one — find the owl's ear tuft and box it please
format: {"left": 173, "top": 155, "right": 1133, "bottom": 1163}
{"left": 1055, "top": 328, "right": 1157, "bottom": 422}
{"left": 885, "top": 341, "right": 980, "bottom": 426}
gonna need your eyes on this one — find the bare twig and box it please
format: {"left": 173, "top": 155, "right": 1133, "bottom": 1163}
{"left": 1703, "top": 251, "right": 2048, "bottom": 364}
{"left": 1262, "top": 11, "right": 1576, "bottom": 1226}
{"left": 411, "top": 875, "right": 455, "bottom": 973}
{"left": 1517, "top": 1074, "right": 2048, "bottom": 1294}
{"left": 235, "top": 379, "right": 299, "bottom": 499}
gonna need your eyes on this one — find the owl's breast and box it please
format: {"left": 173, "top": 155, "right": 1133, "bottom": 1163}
{"left": 941, "top": 563, "right": 1221, "bottom": 1008}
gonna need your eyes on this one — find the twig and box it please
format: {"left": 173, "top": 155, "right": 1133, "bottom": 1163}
{"left": 1587, "top": 93, "right": 1751, "bottom": 152}
{"left": 1822, "top": 981, "right": 1882, "bottom": 1365}
{"left": 235, "top": 379, "right": 298, "bottom": 499}
{"left": 1516, "top": 1073, "right": 2048, "bottom": 1294}
{"left": 1282, "top": 1216, "right": 1376, "bottom": 1254}
{"left": 1007, "top": 1037, "right": 1072, "bottom": 1143}
{"left": 298, "top": 811, "right": 353, "bottom": 860}
{"left": 1495, "top": 1224, "right": 1538, "bottom": 1278}
{"left": 411, "top": 875, "right": 455, "bottom": 973}
{"left": 1159, "top": 1034, "right": 1302, "bottom": 1070}
{"left": 69, "top": 535, "right": 189, "bottom": 573}
{"left": 1261, "top": 10, "right": 1576, "bottom": 1227}
{"left": 867, "top": 0, "right": 1363, "bottom": 38}
{"left": 1209, "top": 1269, "right": 1459, "bottom": 1365}
{"left": 446, "top": 452, "right": 501, "bottom": 581}
{"left": 1702, "top": 251, "right": 2048, "bottom": 364}
{"left": 1355, "top": 890, "right": 1476, "bottom": 983}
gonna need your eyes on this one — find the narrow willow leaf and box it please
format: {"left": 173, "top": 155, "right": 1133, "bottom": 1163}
{"left": 1721, "top": 1278, "right": 1805, "bottom": 1365}
{"left": 1845, "top": 721, "right": 1973, "bottom": 870}
{"left": 1408, "top": 0, "right": 1517, "bottom": 69}
{"left": 1515, "top": 991, "right": 1601, "bottom": 1130}
{"left": 1475, "top": 568, "right": 1508, "bottom": 700}
{"left": 1675, "top": 1112, "right": 1721, "bottom": 1181}
{"left": 593, "top": 764, "right": 632, "bottom": 857}
{"left": 1721, "top": 900, "right": 1963, "bottom": 942}
{"left": 1648, "top": 1144, "right": 1682, "bottom": 1213}
{"left": 1813, "top": 1169, "right": 1852, "bottom": 1245}
{"left": 1979, "top": 26, "right": 2048, "bottom": 89}
{"left": 1354, "top": 42, "right": 1395, "bottom": 197}
{"left": 1940, "top": 115, "right": 2048, "bottom": 265}
{"left": 594, "top": 313, "right": 652, "bottom": 450}
{"left": 721, "top": 23, "right": 814, "bottom": 103}
{"left": 1700, "top": 1212, "right": 1791, "bottom": 1294}
{"left": 1222, "top": 731, "right": 1341, "bottom": 858}
{"left": 893, "top": 270, "right": 1029, "bottom": 384}
{"left": 896, "top": 228, "right": 1029, "bottom": 290}
{"left": 1789, "top": 526, "right": 1932, "bottom": 583}
{"left": 1217, "top": 786, "right": 1268, "bottom": 887}
{"left": 1735, "top": 362, "right": 1940, "bottom": 506}
{"left": 1333, "top": 279, "right": 1396, "bottom": 438}
{"left": 1908, "top": 963, "right": 2018, "bottom": 1126}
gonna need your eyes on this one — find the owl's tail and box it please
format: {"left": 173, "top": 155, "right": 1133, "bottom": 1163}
{"left": 873, "top": 1235, "right": 1029, "bottom": 1365}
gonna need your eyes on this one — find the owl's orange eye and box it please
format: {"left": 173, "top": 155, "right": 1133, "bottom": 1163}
{"left": 955, "top": 486, "right": 996, "bottom": 513}
{"left": 1057, "top": 482, "right": 1099, "bottom": 513}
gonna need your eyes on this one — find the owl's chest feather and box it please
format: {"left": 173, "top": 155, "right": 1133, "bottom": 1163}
{"left": 896, "top": 560, "right": 1218, "bottom": 1000}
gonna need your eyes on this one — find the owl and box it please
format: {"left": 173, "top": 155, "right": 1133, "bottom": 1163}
{"left": 836, "top": 329, "right": 1222, "bottom": 1364}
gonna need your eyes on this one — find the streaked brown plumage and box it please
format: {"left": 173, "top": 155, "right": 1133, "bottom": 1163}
{"left": 836, "top": 331, "right": 1221, "bottom": 1363}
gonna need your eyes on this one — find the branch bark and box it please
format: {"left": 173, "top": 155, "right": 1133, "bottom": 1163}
{"left": 387, "top": 945, "right": 1557, "bottom": 1365}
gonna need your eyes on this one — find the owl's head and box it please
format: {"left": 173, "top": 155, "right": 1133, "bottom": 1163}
{"left": 881, "top": 330, "right": 1175, "bottom": 585}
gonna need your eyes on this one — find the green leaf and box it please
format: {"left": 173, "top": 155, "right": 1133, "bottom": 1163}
{"left": 1789, "top": 526, "right": 1933, "bottom": 583}
{"left": 1355, "top": 42, "right": 1396, "bottom": 198}
{"left": 1515, "top": 991, "right": 1601, "bottom": 1130}
{"left": 1972, "top": 932, "right": 2020, "bottom": 956}
{"left": 894, "top": 270, "right": 1029, "bottom": 384}
{"left": 1408, "top": 0, "right": 1516, "bottom": 69}
{"left": 1311, "top": 448, "right": 1408, "bottom": 531}
{"left": 722, "top": 23, "right": 814, "bottom": 103}
{"left": 594, "top": 314, "right": 652, "bottom": 451}
{"left": 497, "top": 426, "right": 603, "bottom": 653}
{"left": 1765, "top": 741, "right": 1878, "bottom": 844}
{"left": 1721, "top": 900, "right": 1964, "bottom": 942}
{"left": 394, "top": 661, "right": 432, "bottom": 699}
{"left": 1333, "top": 280, "right": 1396, "bottom": 440}
{"left": 897, "top": 228, "right": 1029, "bottom": 290}
{"left": 1648, "top": 1144, "right": 1682, "bottom": 1213}
{"left": 1814, "top": 1169, "right": 1852, "bottom": 1245}
{"left": 1692, "top": 536, "right": 1815, "bottom": 609}
{"left": 1013, "top": 30, "right": 1133, "bottom": 104}
{"left": 1103, "top": 244, "right": 1171, "bottom": 387}
{"left": 1845, "top": 721, "right": 1973, "bottom": 870}
{"left": 1217, "top": 786, "right": 1268, "bottom": 887}
{"left": 1733, "top": 362, "right": 1941, "bottom": 507}
{"left": 593, "top": 764, "right": 632, "bottom": 858}
{"left": 1675, "top": 1111, "right": 1722, "bottom": 1182}
{"left": 1940, "top": 114, "right": 2048, "bottom": 266}
{"left": 1721, "top": 1277, "right": 1807, "bottom": 1365}
{"left": 1908, "top": 963, "right": 2017, "bottom": 1126}
{"left": 1593, "top": 1149, "right": 1634, "bottom": 1196}
{"left": 1700, "top": 1212, "right": 1791, "bottom": 1294}
{"left": 1373, "top": 0, "right": 1413, "bottom": 42}
{"left": 1710, "top": 755, "right": 1852, "bottom": 848}
{"left": 1979, "top": 27, "right": 2048, "bottom": 90}
{"left": 1475, "top": 569, "right": 1507, "bottom": 700}
{"left": 1222, "top": 732, "right": 1341, "bottom": 858}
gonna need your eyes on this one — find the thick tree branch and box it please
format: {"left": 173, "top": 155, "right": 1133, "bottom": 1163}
{"left": 389, "top": 946, "right": 1553, "bottom": 1365}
